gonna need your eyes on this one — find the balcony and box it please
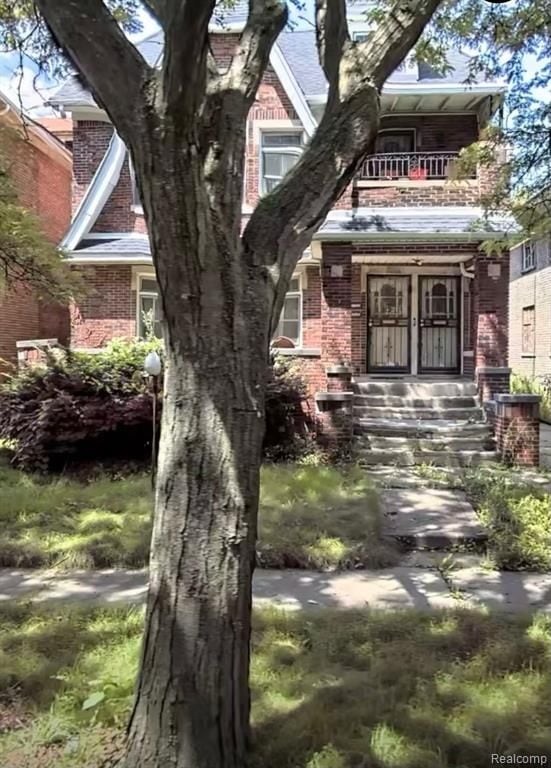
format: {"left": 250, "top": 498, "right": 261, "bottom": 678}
{"left": 358, "top": 152, "right": 476, "bottom": 182}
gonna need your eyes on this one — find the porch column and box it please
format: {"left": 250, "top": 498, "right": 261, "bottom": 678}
{"left": 321, "top": 244, "right": 353, "bottom": 370}
{"left": 473, "top": 250, "right": 511, "bottom": 403}
{"left": 316, "top": 244, "right": 353, "bottom": 447}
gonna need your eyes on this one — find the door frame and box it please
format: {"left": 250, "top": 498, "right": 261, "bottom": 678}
{"left": 366, "top": 274, "right": 412, "bottom": 374}
{"left": 417, "top": 274, "right": 461, "bottom": 374}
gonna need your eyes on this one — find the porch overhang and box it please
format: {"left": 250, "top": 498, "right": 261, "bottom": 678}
{"left": 313, "top": 206, "right": 517, "bottom": 243}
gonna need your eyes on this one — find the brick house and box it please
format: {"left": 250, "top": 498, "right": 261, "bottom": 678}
{"left": 0, "top": 89, "right": 72, "bottom": 369}
{"left": 48, "top": 4, "right": 527, "bottom": 464}
{"left": 509, "top": 235, "right": 551, "bottom": 377}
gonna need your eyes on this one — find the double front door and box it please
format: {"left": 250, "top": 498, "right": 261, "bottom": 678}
{"left": 367, "top": 274, "right": 460, "bottom": 374}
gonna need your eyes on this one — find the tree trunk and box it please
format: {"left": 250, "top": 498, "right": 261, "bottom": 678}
{"left": 124, "top": 159, "right": 270, "bottom": 767}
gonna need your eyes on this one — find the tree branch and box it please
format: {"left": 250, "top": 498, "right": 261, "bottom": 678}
{"left": 315, "top": 0, "right": 348, "bottom": 95}
{"left": 162, "top": 0, "right": 216, "bottom": 119}
{"left": 35, "top": 0, "right": 152, "bottom": 139}
{"left": 243, "top": 0, "right": 444, "bottom": 330}
{"left": 223, "top": 0, "right": 287, "bottom": 105}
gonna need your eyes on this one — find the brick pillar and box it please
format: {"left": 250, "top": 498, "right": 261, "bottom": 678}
{"left": 496, "top": 394, "right": 540, "bottom": 467}
{"left": 315, "top": 246, "right": 354, "bottom": 448}
{"left": 326, "top": 364, "right": 352, "bottom": 392}
{"left": 473, "top": 250, "right": 510, "bottom": 403}
{"left": 315, "top": 392, "right": 353, "bottom": 446}
{"left": 321, "top": 245, "right": 352, "bottom": 369}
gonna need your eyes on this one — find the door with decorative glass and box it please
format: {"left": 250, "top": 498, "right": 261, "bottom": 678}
{"left": 367, "top": 276, "right": 410, "bottom": 372}
{"left": 419, "top": 276, "right": 460, "bottom": 373}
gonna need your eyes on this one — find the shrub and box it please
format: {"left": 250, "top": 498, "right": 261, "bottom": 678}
{"left": 0, "top": 338, "right": 162, "bottom": 471}
{"left": 0, "top": 343, "right": 312, "bottom": 471}
{"left": 263, "top": 353, "right": 312, "bottom": 461}
{"left": 510, "top": 372, "right": 551, "bottom": 422}
{"left": 465, "top": 468, "right": 551, "bottom": 571}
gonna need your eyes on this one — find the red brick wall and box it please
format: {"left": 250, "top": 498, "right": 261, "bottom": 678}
{"left": 0, "top": 128, "right": 71, "bottom": 367}
{"left": 70, "top": 265, "right": 135, "bottom": 347}
{"left": 473, "top": 251, "right": 509, "bottom": 368}
{"left": 379, "top": 114, "right": 478, "bottom": 152}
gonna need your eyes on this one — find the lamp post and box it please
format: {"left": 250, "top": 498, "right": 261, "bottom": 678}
{"left": 144, "top": 350, "right": 162, "bottom": 488}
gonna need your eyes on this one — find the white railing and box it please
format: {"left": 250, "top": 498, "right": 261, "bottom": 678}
{"left": 358, "top": 152, "right": 474, "bottom": 181}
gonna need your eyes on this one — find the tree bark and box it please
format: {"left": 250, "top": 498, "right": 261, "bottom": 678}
{"left": 124, "top": 137, "right": 271, "bottom": 768}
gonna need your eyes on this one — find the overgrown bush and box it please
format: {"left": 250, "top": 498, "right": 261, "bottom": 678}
{"left": 465, "top": 468, "right": 551, "bottom": 571}
{"left": 263, "top": 353, "right": 312, "bottom": 461}
{"left": 0, "top": 339, "right": 162, "bottom": 471}
{"left": 0, "top": 342, "right": 313, "bottom": 471}
{"left": 511, "top": 372, "right": 551, "bottom": 422}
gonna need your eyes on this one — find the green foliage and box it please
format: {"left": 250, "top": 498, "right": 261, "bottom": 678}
{"left": 0, "top": 126, "right": 77, "bottom": 298}
{"left": 0, "top": 338, "right": 163, "bottom": 470}
{"left": 465, "top": 467, "right": 551, "bottom": 571}
{"left": 1, "top": 603, "right": 550, "bottom": 766}
{"left": 511, "top": 373, "right": 551, "bottom": 423}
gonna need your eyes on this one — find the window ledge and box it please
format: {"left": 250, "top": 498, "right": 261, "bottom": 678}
{"left": 132, "top": 205, "right": 144, "bottom": 215}
{"left": 275, "top": 347, "right": 321, "bottom": 357}
{"left": 521, "top": 267, "right": 536, "bottom": 275}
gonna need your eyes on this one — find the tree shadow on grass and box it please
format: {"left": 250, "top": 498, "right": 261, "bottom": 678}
{"left": 0, "top": 602, "right": 142, "bottom": 709}
{"left": 249, "top": 607, "right": 551, "bottom": 768}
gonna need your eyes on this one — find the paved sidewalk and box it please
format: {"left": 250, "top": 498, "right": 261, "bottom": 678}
{"left": 0, "top": 567, "right": 549, "bottom": 613}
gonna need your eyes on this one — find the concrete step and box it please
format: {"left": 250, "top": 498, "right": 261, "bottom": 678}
{"left": 354, "top": 418, "right": 491, "bottom": 438}
{"left": 356, "top": 449, "right": 498, "bottom": 467}
{"left": 353, "top": 405, "right": 485, "bottom": 421}
{"left": 353, "top": 395, "right": 478, "bottom": 409}
{"left": 353, "top": 380, "right": 477, "bottom": 398}
{"left": 357, "top": 435, "right": 495, "bottom": 452}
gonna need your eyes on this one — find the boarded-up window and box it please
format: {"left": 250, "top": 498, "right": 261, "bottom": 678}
{"left": 522, "top": 305, "right": 535, "bottom": 354}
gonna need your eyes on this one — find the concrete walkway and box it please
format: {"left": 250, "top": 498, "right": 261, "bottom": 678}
{"left": 1, "top": 567, "right": 550, "bottom": 613}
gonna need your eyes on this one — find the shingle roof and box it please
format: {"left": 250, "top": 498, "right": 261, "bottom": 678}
{"left": 72, "top": 235, "right": 151, "bottom": 256}
{"left": 315, "top": 208, "right": 517, "bottom": 239}
{"left": 51, "top": 5, "right": 486, "bottom": 108}
{"left": 277, "top": 31, "right": 480, "bottom": 97}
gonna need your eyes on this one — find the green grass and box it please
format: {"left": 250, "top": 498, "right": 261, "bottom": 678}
{"left": 465, "top": 466, "right": 551, "bottom": 571}
{"left": 0, "top": 603, "right": 550, "bottom": 767}
{"left": 0, "top": 463, "right": 395, "bottom": 571}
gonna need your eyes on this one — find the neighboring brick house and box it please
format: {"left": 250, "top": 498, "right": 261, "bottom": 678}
{"left": 50, "top": 3, "right": 515, "bottom": 432}
{"left": 509, "top": 235, "right": 551, "bottom": 376}
{"left": 0, "top": 90, "right": 72, "bottom": 369}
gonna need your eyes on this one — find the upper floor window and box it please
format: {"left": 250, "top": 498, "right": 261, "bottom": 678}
{"left": 138, "top": 275, "right": 162, "bottom": 339}
{"left": 274, "top": 277, "right": 302, "bottom": 346}
{"left": 375, "top": 129, "right": 415, "bottom": 154}
{"left": 261, "top": 132, "right": 303, "bottom": 194}
{"left": 521, "top": 240, "right": 535, "bottom": 273}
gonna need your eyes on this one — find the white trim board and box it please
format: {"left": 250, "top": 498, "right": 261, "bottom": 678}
{"left": 61, "top": 132, "right": 127, "bottom": 251}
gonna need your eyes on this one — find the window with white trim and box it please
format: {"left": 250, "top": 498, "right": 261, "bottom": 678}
{"left": 261, "top": 133, "right": 303, "bottom": 194}
{"left": 521, "top": 240, "right": 535, "bottom": 273}
{"left": 138, "top": 276, "right": 162, "bottom": 339}
{"left": 274, "top": 277, "right": 302, "bottom": 345}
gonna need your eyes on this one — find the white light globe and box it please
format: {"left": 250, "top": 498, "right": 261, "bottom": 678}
{"left": 144, "top": 351, "right": 162, "bottom": 377}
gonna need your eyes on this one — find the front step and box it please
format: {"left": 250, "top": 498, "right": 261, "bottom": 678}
{"left": 354, "top": 406, "right": 484, "bottom": 421}
{"left": 354, "top": 395, "right": 477, "bottom": 409}
{"left": 353, "top": 380, "right": 477, "bottom": 398}
{"left": 357, "top": 435, "right": 495, "bottom": 452}
{"left": 357, "top": 449, "right": 498, "bottom": 467}
{"left": 355, "top": 418, "right": 491, "bottom": 438}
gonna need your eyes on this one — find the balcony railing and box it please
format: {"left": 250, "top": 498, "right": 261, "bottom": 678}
{"left": 358, "top": 151, "right": 475, "bottom": 181}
